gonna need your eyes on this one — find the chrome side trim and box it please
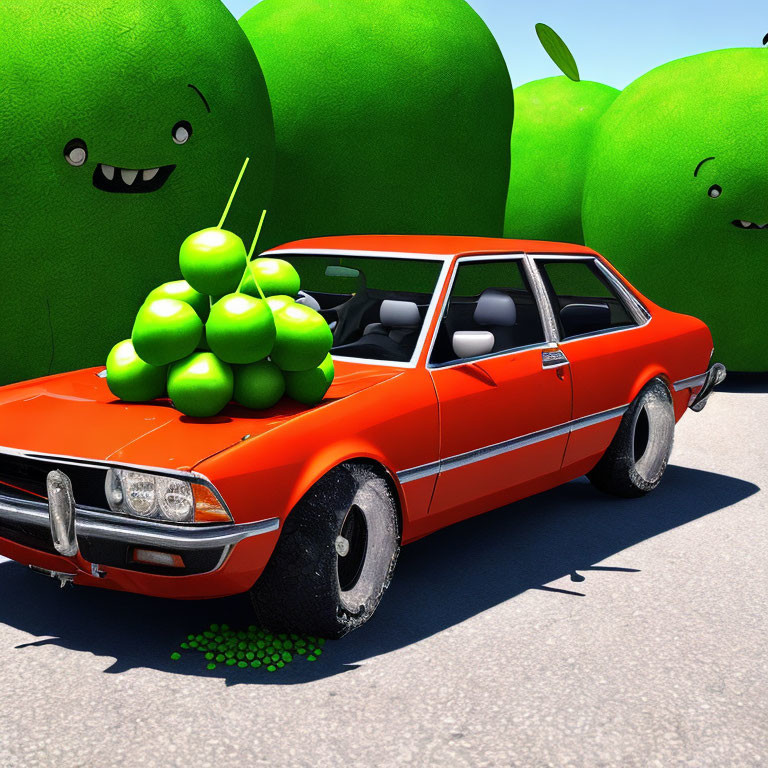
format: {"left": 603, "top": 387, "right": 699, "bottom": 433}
{"left": 673, "top": 373, "right": 708, "bottom": 391}
{"left": 397, "top": 404, "right": 628, "bottom": 484}
{"left": 0, "top": 495, "right": 278, "bottom": 551}
{"left": 259, "top": 247, "right": 449, "bottom": 261}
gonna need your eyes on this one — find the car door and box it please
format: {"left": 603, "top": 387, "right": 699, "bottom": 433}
{"left": 426, "top": 255, "right": 573, "bottom": 521}
{"left": 530, "top": 255, "right": 651, "bottom": 470}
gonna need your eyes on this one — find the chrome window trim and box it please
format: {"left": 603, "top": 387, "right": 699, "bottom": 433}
{"left": 259, "top": 247, "right": 449, "bottom": 262}
{"left": 0, "top": 493, "right": 278, "bottom": 550}
{"left": 424, "top": 252, "right": 555, "bottom": 370}
{"left": 527, "top": 253, "right": 652, "bottom": 344}
{"left": 397, "top": 404, "right": 628, "bottom": 483}
{"left": 0, "top": 445, "right": 230, "bottom": 517}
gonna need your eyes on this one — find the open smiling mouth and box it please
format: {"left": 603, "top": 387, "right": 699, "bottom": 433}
{"left": 731, "top": 219, "right": 768, "bottom": 230}
{"left": 92, "top": 163, "right": 176, "bottom": 194}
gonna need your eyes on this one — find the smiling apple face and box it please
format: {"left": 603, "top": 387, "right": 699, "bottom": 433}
{"left": 0, "top": 0, "right": 274, "bottom": 385}
{"left": 582, "top": 48, "right": 768, "bottom": 371}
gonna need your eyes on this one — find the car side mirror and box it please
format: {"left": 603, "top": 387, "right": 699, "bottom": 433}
{"left": 452, "top": 330, "right": 495, "bottom": 360}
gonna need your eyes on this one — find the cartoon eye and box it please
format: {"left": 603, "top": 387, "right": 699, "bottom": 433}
{"left": 172, "top": 121, "right": 193, "bottom": 145}
{"left": 64, "top": 138, "right": 88, "bottom": 167}
{"left": 708, "top": 185, "right": 722, "bottom": 199}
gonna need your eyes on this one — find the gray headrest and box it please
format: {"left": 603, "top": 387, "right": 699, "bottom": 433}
{"left": 380, "top": 299, "right": 420, "bottom": 328}
{"left": 474, "top": 289, "right": 517, "bottom": 327}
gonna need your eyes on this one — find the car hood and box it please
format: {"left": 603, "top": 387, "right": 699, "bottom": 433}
{"left": 0, "top": 361, "right": 404, "bottom": 470}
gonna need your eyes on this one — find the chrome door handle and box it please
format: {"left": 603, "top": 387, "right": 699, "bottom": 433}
{"left": 542, "top": 348, "right": 569, "bottom": 369}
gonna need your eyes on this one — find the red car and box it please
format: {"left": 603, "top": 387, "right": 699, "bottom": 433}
{"left": 0, "top": 236, "right": 724, "bottom": 637}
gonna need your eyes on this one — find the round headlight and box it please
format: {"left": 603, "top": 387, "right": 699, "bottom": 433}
{"left": 122, "top": 471, "right": 157, "bottom": 517}
{"left": 156, "top": 476, "right": 194, "bottom": 522}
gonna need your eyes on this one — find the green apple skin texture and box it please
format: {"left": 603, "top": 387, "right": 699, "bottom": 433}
{"left": 132, "top": 299, "right": 203, "bottom": 367}
{"left": 505, "top": 77, "right": 619, "bottom": 244}
{"left": 285, "top": 353, "right": 334, "bottom": 405}
{"left": 270, "top": 304, "right": 333, "bottom": 371}
{"left": 582, "top": 49, "right": 768, "bottom": 371}
{"left": 234, "top": 360, "right": 285, "bottom": 409}
{"left": 106, "top": 340, "right": 167, "bottom": 402}
{"left": 0, "top": 0, "right": 274, "bottom": 386}
{"left": 239, "top": 0, "right": 513, "bottom": 249}
{"left": 206, "top": 294, "right": 276, "bottom": 364}
{"left": 168, "top": 352, "right": 234, "bottom": 418}
{"left": 180, "top": 228, "right": 248, "bottom": 297}
{"left": 146, "top": 280, "right": 210, "bottom": 322}
{"left": 241, "top": 258, "right": 301, "bottom": 298}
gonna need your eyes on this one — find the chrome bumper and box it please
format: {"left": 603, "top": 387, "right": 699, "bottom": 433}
{"left": 0, "top": 494, "right": 279, "bottom": 553}
{"left": 673, "top": 363, "right": 727, "bottom": 412}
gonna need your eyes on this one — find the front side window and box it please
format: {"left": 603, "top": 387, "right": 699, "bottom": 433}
{"left": 429, "top": 258, "right": 546, "bottom": 366}
{"left": 536, "top": 258, "right": 637, "bottom": 340}
{"left": 276, "top": 254, "right": 444, "bottom": 363}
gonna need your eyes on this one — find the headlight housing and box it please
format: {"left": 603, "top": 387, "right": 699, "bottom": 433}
{"left": 105, "top": 469, "right": 231, "bottom": 524}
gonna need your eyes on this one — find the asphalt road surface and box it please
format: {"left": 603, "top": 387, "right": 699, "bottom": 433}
{"left": 0, "top": 379, "right": 765, "bottom": 767}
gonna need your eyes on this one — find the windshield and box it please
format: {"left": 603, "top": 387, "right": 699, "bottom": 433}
{"left": 276, "top": 253, "right": 444, "bottom": 363}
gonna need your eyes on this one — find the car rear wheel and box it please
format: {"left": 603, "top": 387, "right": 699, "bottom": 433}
{"left": 587, "top": 378, "right": 675, "bottom": 498}
{"left": 249, "top": 464, "right": 400, "bottom": 638}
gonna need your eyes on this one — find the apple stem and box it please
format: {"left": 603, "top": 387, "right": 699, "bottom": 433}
{"left": 217, "top": 157, "right": 250, "bottom": 230}
{"left": 237, "top": 209, "right": 268, "bottom": 299}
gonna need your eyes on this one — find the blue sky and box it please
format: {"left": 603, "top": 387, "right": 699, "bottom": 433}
{"left": 222, "top": 0, "right": 767, "bottom": 88}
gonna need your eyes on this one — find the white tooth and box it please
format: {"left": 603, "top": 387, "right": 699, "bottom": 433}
{"left": 740, "top": 220, "right": 752, "bottom": 228}
{"left": 101, "top": 164, "right": 115, "bottom": 181}
{"left": 121, "top": 168, "right": 139, "bottom": 186}
{"left": 142, "top": 168, "right": 160, "bottom": 181}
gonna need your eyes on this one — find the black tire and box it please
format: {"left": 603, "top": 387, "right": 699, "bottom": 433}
{"left": 587, "top": 378, "right": 675, "bottom": 498}
{"left": 250, "top": 463, "right": 400, "bottom": 638}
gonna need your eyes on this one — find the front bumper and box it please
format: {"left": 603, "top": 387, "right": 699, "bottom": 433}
{"left": 674, "top": 362, "right": 727, "bottom": 412}
{"left": 0, "top": 492, "right": 280, "bottom": 598}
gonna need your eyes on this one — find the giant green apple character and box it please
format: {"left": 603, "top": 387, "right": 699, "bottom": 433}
{"left": 239, "top": 0, "right": 513, "bottom": 249}
{"left": 582, "top": 46, "right": 768, "bottom": 371}
{"left": 0, "top": 0, "right": 274, "bottom": 386}
{"left": 505, "top": 24, "right": 619, "bottom": 244}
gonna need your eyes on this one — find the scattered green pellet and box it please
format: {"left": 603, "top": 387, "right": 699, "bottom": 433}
{"left": 284, "top": 641, "right": 293, "bottom": 650}
{"left": 318, "top": 638, "right": 326, "bottom": 646}
{"left": 257, "top": 641, "right": 266, "bottom": 649}
{"left": 226, "top": 658, "right": 236, "bottom": 666}
{"left": 205, "top": 652, "right": 214, "bottom": 661}
{"left": 257, "top": 650, "right": 266, "bottom": 659}
{"left": 180, "top": 643, "right": 189, "bottom": 649}
{"left": 267, "top": 665, "right": 276, "bottom": 672}
{"left": 221, "top": 624, "right": 230, "bottom": 631}
{"left": 307, "top": 655, "right": 316, "bottom": 662}
{"left": 281, "top": 651, "right": 292, "bottom": 662}
{"left": 238, "top": 661, "right": 248, "bottom": 668}
{"left": 276, "top": 660, "right": 285, "bottom": 668}
{"left": 225, "top": 650, "right": 234, "bottom": 659}
{"left": 171, "top": 652, "right": 181, "bottom": 661}
{"left": 210, "top": 623, "right": 219, "bottom": 631}
{"left": 189, "top": 641, "right": 199, "bottom": 649}
{"left": 216, "top": 654, "right": 225, "bottom": 663}
{"left": 266, "top": 646, "right": 275, "bottom": 655}
{"left": 187, "top": 634, "right": 195, "bottom": 641}
{"left": 274, "top": 640, "right": 283, "bottom": 649}
{"left": 207, "top": 663, "right": 216, "bottom": 670}
{"left": 246, "top": 652, "right": 254, "bottom": 661}
{"left": 251, "top": 660, "right": 261, "bottom": 668}
{"left": 297, "top": 648, "right": 306, "bottom": 655}
{"left": 248, "top": 625, "right": 257, "bottom": 632}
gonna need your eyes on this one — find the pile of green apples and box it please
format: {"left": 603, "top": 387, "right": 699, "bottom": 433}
{"left": 106, "top": 222, "right": 334, "bottom": 418}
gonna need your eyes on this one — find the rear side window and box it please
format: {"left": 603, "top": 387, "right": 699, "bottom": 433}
{"left": 429, "top": 258, "right": 546, "bottom": 365}
{"left": 537, "top": 259, "right": 637, "bottom": 340}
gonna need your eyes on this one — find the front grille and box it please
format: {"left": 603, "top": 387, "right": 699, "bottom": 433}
{"left": 0, "top": 453, "right": 109, "bottom": 510}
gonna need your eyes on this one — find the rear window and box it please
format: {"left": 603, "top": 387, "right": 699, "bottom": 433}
{"left": 536, "top": 258, "right": 637, "bottom": 340}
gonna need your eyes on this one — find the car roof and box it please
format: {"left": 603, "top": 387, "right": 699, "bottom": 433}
{"left": 264, "top": 234, "right": 598, "bottom": 259}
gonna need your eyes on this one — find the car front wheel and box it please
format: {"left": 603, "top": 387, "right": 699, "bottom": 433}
{"left": 587, "top": 378, "right": 675, "bottom": 498}
{"left": 250, "top": 464, "right": 400, "bottom": 638}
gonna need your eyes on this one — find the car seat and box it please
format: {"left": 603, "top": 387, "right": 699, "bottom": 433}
{"left": 473, "top": 288, "right": 517, "bottom": 352}
{"left": 362, "top": 299, "right": 421, "bottom": 346}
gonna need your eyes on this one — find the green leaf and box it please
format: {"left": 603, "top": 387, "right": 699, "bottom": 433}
{"left": 535, "top": 23, "right": 581, "bottom": 82}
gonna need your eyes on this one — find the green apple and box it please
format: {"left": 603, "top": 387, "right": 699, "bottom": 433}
{"left": 240, "top": 258, "right": 301, "bottom": 298}
{"left": 234, "top": 360, "right": 285, "bottom": 409}
{"left": 179, "top": 228, "right": 248, "bottom": 297}
{"left": 265, "top": 294, "right": 295, "bottom": 313}
{"left": 270, "top": 303, "right": 333, "bottom": 371}
{"left": 239, "top": 0, "right": 513, "bottom": 249}
{"left": 206, "top": 293, "right": 275, "bottom": 364}
{"left": 505, "top": 77, "right": 619, "bottom": 244}
{"left": 0, "top": 0, "right": 274, "bottom": 387}
{"left": 582, "top": 47, "right": 768, "bottom": 371}
{"left": 167, "top": 352, "right": 234, "bottom": 418}
{"left": 284, "top": 354, "right": 334, "bottom": 404}
{"left": 132, "top": 298, "right": 202, "bottom": 366}
{"left": 105, "top": 339, "right": 166, "bottom": 402}
{"left": 146, "top": 280, "right": 210, "bottom": 322}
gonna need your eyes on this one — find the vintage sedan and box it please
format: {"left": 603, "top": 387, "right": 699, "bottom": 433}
{"left": 0, "top": 235, "right": 725, "bottom": 637}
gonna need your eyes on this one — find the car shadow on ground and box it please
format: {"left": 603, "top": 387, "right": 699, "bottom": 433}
{"left": 0, "top": 465, "right": 758, "bottom": 686}
{"left": 718, "top": 372, "right": 768, "bottom": 394}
